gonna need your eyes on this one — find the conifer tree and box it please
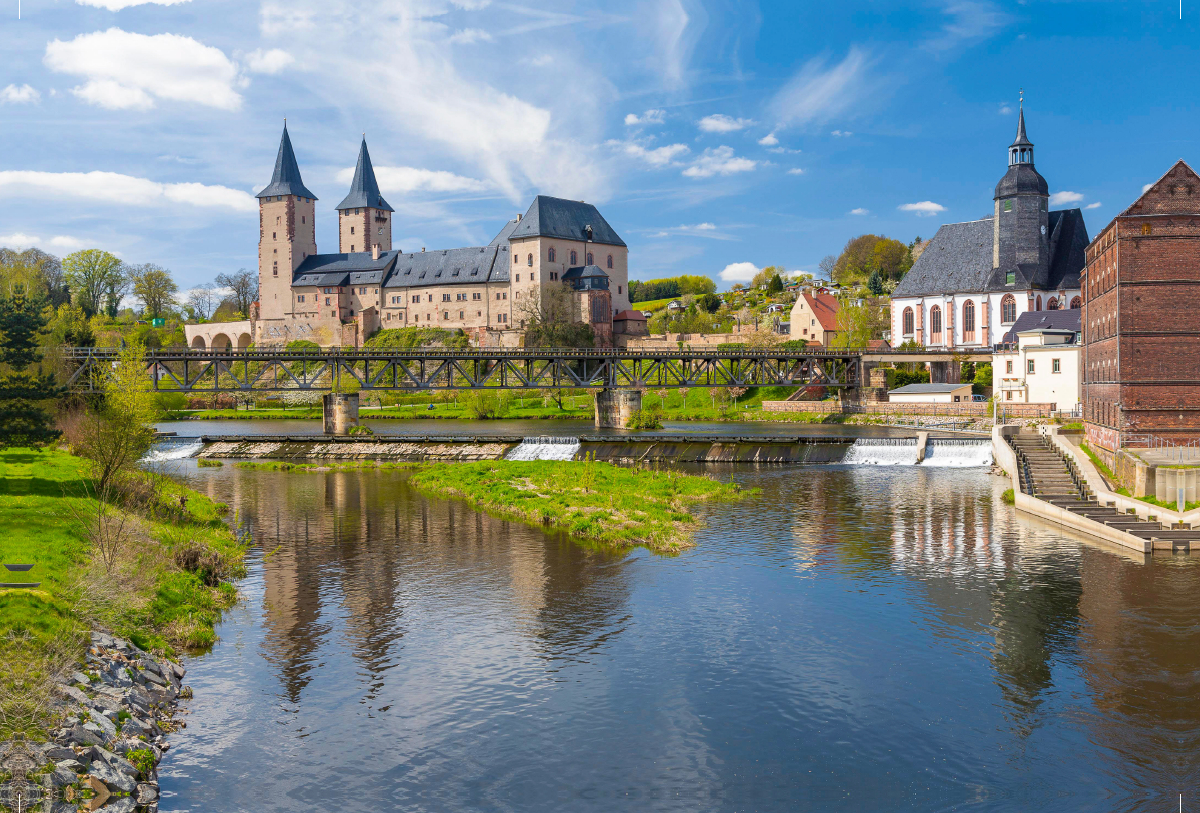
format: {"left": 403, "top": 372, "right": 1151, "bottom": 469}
{"left": 0, "top": 289, "right": 62, "bottom": 448}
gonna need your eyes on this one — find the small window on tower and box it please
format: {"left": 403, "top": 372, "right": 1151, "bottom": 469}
{"left": 1003, "top": 200, "right": 1013, "bottom": 212}
{"left": 351, "top": 227, "right": 355, "bottom": 235}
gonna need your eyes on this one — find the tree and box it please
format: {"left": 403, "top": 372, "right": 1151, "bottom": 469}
{"left": 867, "top": 270, "right": 885, "bottom": 296}
{"left": 766, "top": 274, "right": 784, "bottom": 294}
{"left": 830, "top": 296, "right": 888, "bottom": 349}
{"left": 832, "top": 236, "right": 913, "bottom": 286}
{"left": 63, "top": 250, "right": 125, "bottom": 317}
{"left": 519, "top": 285, "right": 594, "bottom": 348}
{"left": 129, "top": 264, "right": 179, "bottom": 318}
{"left": 818, "top": 255, "right": 836, "bottom": 283}
{"left": 185, "top": 285, "right": 217, "bottom": 321}
{"left": 0, "top": 247, "right": 68, "bottom": 306}
{"left": 73, "top": 341, "right": 158, "bottom": 492}
{"left": 215, "top": 268, "right": 257, "bottom": 317}
{"left": 0, "top": 288, "right": 62, "bottom": 448}
{"left": 697, "top": 292, "right": 721, "bottom": 313}
{"left": 751, "top": 265, "right": 784, "bottom": 290}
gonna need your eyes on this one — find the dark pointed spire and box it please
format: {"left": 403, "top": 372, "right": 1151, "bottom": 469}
{"left": 336, "top": 138, "right": 393, "bottom": 212}
{"left": 256, "top": 123, "right": 318, "bottom": 199}
{"left": 1011, "top": 90, "right": 1032, "bottom": 148}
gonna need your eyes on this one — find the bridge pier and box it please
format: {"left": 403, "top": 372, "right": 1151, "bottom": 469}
{"left": 323, "top": 393, "right": 360, "bottom": 435}
{"left": 929, "top": 361, "right": 962, "bottom": 385}
{"left": 595, "top": 388, "right": 642, "bottom": 429}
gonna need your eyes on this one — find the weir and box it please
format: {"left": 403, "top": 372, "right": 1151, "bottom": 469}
{"left": 506, "top": 437, "right": 583, "bottom": 461}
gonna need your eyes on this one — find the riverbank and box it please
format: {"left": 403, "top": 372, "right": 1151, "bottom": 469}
{"left": 0, "top": 448, "right": 247, "bottom": 744}
{"left": 234, "top": 458, "right": 751, "bottom": 553}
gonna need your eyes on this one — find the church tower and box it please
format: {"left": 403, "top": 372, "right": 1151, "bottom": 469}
{"left": 992, "top": 101, "right": 1050, "bottom": 280}
{"left": 336, "top": 139, "right": 393, "bottom": 254}
{"left": 257, "top": 124, "right": 318, "bottom": 321}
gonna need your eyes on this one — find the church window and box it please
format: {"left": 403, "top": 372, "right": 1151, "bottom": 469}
{"left": 902, "top": 307, "right": 914, "bottom": 336}
{"left": 1003, "top": 200, "right": 1013, "bottom": 212}
{"left": 549, "top": 247, "right": 556, "bottom": 262}
{"left": 930, "top": 305, "right": 942, "bottom": 340}
{"left": 1006, "top": 270, "right": 1015, "bottom": 285}
{"left": 587, "top": 252, "right": 594, "bottom": 265}
{"left": 1070, "top": 296, "right": 1081, "bottom": 309}
{"left": 570, "top": 250, "right": 577, "bottom": 265}
{"left": 1036, "top": 296, "right": 1042, "bottom": 311}
{"left": 607, "top": 254, "right": 613, "bottom": 269}
{"left": 527, "top": 253, "right": 533, "bottom": 266}
{"left": 1047, "top": 297, "right": 1060, "bottom": 310}
{"left": 963, "top": 301, "right": 975, "bottom": 341}
{"left": 1001, "top": 294, "right": 1016, "bottom": 323}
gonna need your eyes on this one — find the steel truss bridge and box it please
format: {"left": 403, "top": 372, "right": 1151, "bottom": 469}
{"left": 62, "top": 346, "right": 992, "bottom": 394}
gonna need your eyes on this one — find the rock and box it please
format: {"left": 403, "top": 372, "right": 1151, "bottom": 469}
{"left": 169, "top": 661, "right": 185, "bottom": 680}
{"left": 73, "top": 671, "right": 95, "bottom": 686}
{"left": 100, "top": 798, "right": 136, "bottom": 813}
{"left": 91, "top": 632, "right": 115, "bottom": 648}
{"left": 57, "top": 684, "right": 90, "bottom": 705}
{"left": 44, "top": 745, "right": 76, "bottom": 762}
{"left": 138, "top": 658, "right": 162, "bottom": 677}
{"left": 87, "top": 712, "right": 117, "bottom": 741}
{"left": 141, "top": 669, "right": 167, "bottom": 687}
{"left": 93, "top": 745, "right": 138, "bottom": 777}
{"left": 122, "top": 716, "right": 152, "bottom": 738}
{"left": 135, "top": 783, "right": 159, "bottom": 804}
{"left": 70, "top": 724, "right": 104, "bottom": 747}
{"left": 56, "top": 758, "right": 86, "bottom": 773}
{"left": 89, "top": 761, "right": 136, "bottom": 793}
{"left": 44, "top": 764, "right": 78, "bottom": 788}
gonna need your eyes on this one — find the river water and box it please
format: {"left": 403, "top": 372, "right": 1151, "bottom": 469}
{"left": 153, "top": 434, "right": 1200, "bottom": 812}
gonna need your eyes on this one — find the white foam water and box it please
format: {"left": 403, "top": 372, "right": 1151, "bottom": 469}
{"left": 141, "top": 440, "right": 204, "bottom": 463}
{"left": 505, "top": 436, "right": 581, "bottom": 461}
{"left": 841, "top": 438, "right": 992, "bottom": 467}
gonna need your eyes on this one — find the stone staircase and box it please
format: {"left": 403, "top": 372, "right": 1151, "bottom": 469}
{"left": 1008, "top": 432, "right": 1200, "bottom": 552}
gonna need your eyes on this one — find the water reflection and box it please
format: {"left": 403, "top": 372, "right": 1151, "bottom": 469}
{"left": 163, "top": 461, "right": 1200, "bottom": 812}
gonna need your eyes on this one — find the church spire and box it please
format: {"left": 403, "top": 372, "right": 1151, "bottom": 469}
{"left": 336, "top": 138, "right": 394, "bottom": 212}
{"left": 256, "top": 123, "right": 318, "bottom": 200}
{"left": 1009, "top": 92, "right": 1034, "bottom": 165}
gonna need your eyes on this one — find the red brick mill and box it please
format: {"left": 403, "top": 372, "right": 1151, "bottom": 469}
{"left": 1082, "top": 160, "right": 1200, "bottom": 460}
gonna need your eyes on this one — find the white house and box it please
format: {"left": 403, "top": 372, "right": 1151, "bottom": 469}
{"left": 890, "top": 106, "right": 1088, "bottom": 350}
{"left": 888, "top": 383, "right": 974, "bottom": 404}
{"left": 993, "top": 309, "right": 1081, "bottom": 411}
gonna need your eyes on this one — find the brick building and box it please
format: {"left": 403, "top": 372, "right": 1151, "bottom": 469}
{"left": 1082, "top": 159, "right": 1200, "bottom": 456}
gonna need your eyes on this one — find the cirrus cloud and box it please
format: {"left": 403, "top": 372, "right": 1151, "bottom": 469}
{"left": 75, "top": 0, "right": 191, "bottom": 8}
{"left": 0, "top": 170, "right": 257, "bottom": 211}
{"left": 899, "top": 201, "right": 946, "bottom": 216}
{"left": 44, "top": 28, "right": 243, "bottom": 111}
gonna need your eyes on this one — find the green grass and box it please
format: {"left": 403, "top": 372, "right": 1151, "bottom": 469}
{"left": 627, "top": 297, "right": 675, "bottom": 313}
{"left": 407, "top": 459, "right": 754, "bottom": 553}
{"left": 233, "top": 460, "right": 418, "bottom": 472}
{"left": 1001, "top": 488, "right": 1015, "bottom": 505}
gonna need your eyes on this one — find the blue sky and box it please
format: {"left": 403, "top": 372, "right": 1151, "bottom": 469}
{"left": 1, "top": 0, "right": 1196, "bottom": 294}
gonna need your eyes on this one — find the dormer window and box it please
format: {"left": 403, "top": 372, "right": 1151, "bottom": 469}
{"left": 1006, "top": 270, "right": 1016, "bottom": 285}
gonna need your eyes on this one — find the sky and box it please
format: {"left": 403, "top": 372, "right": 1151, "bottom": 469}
{"left": 1, "top": 0, "right": 1198, "bottom": 294}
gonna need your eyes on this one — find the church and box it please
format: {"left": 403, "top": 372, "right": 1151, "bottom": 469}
{"left": 193, "top": 125, "right": 632, "bottom": 349}
{"left": 890, "top": 107, "right": 1089, "bottom": 350}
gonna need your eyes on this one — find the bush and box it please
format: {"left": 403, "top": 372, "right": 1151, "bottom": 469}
{"left": 154, "top": 391, "right": 189, "bottom": 414}
{"left": 460, "top": 390, "right": 512, "bottom": 419}
{"left": 173, "top": 542, "right": 231, "bottom": 588}
{"left": 1001, "top": 488, "right": 1015, "bottom": 505}
{"left": 347, "top": 425, "right": 374, "bottom": 436}
{"left": 127, "top": 748, "right": 155, "bottom": 778}
{"left": 626, "top": 408, "right": 663, "bottom": 430}
{"left": 196, "top": 458, "right": 223, "bottom": 468}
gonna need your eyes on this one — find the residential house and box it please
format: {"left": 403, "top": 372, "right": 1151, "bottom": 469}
{"left": 993, "top": 308, "right": 1081, "bottom": 411}
{"left": 788, "top": 291, "right": 840, "bottom": 345}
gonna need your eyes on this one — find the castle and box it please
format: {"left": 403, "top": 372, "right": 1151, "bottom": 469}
{"left": 187, "top": 125, "right": 631, "bottom": 349}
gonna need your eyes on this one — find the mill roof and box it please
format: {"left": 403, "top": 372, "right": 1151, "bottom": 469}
{"left": 336, "top": 139, "right": 393, "bottom": 212}
{"left": 508, "top": 196, "right": 627, "bottom": 247}
{"left": 257, "top": 125, "right": 317, "bottom": 200}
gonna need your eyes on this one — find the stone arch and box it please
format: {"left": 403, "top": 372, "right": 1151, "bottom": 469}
{"left": 237, "top": 332, "right": 252, "bottom": 349}
{"left": 1047, "top": 297, "right": 1060, "bottom": 310}
{"left": 210, "top": 333, "right": 232, "bottom": 350}
{"left": 191, "top": 335, "right": 207, "bottom": 350}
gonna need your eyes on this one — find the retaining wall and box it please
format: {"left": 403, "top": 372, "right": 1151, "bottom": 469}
{"left": 765, "top": 401, "right": 1054, "bottom": 417}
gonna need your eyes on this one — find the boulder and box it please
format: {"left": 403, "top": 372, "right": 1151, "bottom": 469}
{"left": 44, "top": 746, "right": 77, "bottom": 762}
{"left": 56, "top": 758, "right": 86, "bottom": 773}
{"left": 93, "top": 745, "right": 138, "bottom": 777}
{"left": 100, "top": 798, "right": 136, "bottom": 813}
{"left": 57, "top": 684, "right": 90, "bottom": 705}
{"left": 135, "top": 783, "right": 159, "bottom": 804}
{"left": 44, "top": 764, "right": 77, "bottom": 788}
{"left": 73, "top": 671, "right": 95, "bottom": 686}
{"left": 87, "top": 713, "right": 116, "bottom": 741}
{"left": 70, "top": 724, "right": 104, "bottom": 747}
{"left": 141, "top": 669, "right": 167, "bottom": 688}
{"left": 89, "top": 761, "right": 135, "bottom": 793}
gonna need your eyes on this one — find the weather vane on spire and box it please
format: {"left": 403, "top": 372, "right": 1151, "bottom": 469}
{"left": 1019, "top": 88, "right": 1024, "bottom": 109}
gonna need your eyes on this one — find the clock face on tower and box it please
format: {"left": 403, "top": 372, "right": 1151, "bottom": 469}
{"left": 1041, "top": 225, "right": 1047, "bottom": 235}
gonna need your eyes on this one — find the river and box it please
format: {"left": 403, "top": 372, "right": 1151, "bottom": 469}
{"left": 150, "top": 425, "right": 1200, "bottom": 812}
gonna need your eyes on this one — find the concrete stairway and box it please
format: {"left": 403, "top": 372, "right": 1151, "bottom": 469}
{"left": 1008, "top": 433, "right": 1200, "bottom": 551}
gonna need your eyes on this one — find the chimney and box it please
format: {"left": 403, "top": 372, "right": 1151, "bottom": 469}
{"left": 421, "top": 247, "right": 426, "bottom": 252}
{"left": 516, "top": 213, "right": 522, "bottom": 222}
{"left": 372, "top": 243, "right": 380, "bottom": 260}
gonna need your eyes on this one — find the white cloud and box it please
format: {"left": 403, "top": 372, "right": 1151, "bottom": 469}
{"left": 645, "top": 222, "right": 730, "bottom": 240}
{"left": 245, "top": 48, "right": 294, "bottom": 75}
{"left": 849, "top": 207, "right": 869, "bottom": 215}
{"left": 625, "top": 109, "right": 666, "bottom": 127}
{"left": 1143, "top": 183, "right": 1153, "bottom": 193}
{"left": 617, "top": 141, "right": 690, "bottom": 167}
{"left": 758, "top": 133, "right": 779, "bottom": 146}
{"left": 0, "top": 232, "right": 90, "bottom": 252}
{"left": 44, "top": 28, "right": 243, "bottom": 111}
{"left": 771, "top": 48, "right": 873, "bottom": 129}
{"left": 698, "top": 114, "right": 753, "bottom": 133}
{"left": 899, "top": 201, "right": 947, "bottom": 216}
{"left": 1085, "top": 202, "right": 1102, "bottom": 210}
{"left": 719, "top": 261, "right": 759, "bottom": 282}
{"left": 999, "top": 104, "right": 1012, "bottom": 115}
{"left": 0, "top": 84, "right": 40, "bottom": 104}
{"left": 1049, "top": 191, "right": 1084, "bottom": 206}
{"left": 449, "top": 28, "right": 493, "bottom": 45}
{"left": 830, "top": 130, "right": 852, "bottom": 137}
{"left": 0, "top": 170, "right": 257, "bottom": 211}
{"left": 683, "top": 146, "right": 756, "bottom": 178}
{"left": 786, "top": 168, "right": 804, "bottom": 175}
{"left": 76, "top": 0, "right": 191, "bottom": 8}
{"left": 337, "top": 165, "right": 488, "bottom": 194}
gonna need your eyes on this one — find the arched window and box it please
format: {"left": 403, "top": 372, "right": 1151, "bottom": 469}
{"left": 1035, "top": 295, "right": 1042, "bottom": 311}
{"left": 1001, "top": 294, "right": 1016, "bottom": 323}
{"left": 587, "top": 252, "right": 594, "bottom": 265}
{"left": 570, "top": 250, "right": 577, "bottom": 265}
{"left": 962, "top": 300, "right": 975, "bottom": 341}
{"left": 527, "top": 253, "right": 533, "bottom": 266}
{"left": 548, "top": 247, "right": 556, "bottom": 262}
{"left": 930, "top": 305, "right": 942, "bottom": 342}
{"left": 1070, "top": 296, "right": 1081, "bottom": 309}
{"left": 607, "top": 254, "right": 613, "bottom": 269}
{"left": 1047, "top": 297, "right": 1060, "bottom": 310}
{"left": 902, "top": 307, "right": 914, "bottom": 336}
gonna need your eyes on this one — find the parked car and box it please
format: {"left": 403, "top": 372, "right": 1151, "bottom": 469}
{"left": 971, "top": 394, "right": 987, "bottom": 402}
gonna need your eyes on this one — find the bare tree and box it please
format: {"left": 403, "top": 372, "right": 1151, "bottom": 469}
{"left": 215, "top": 268, "right": 257, "bottom": 317}
{"left": 519, "top": 285, "right": 593, "bottom": 348}
{"left": 186, "top": 285, "right": 217, "bottom": 321}
{"left": 818, "top": 255, "right": 836, "bottom": 283}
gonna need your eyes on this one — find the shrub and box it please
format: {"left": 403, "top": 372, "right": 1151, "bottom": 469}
{"left": 626, "top": 409, "right": 663, "bottom": 430}
{"left": 347, "top": 425, "right": 374, "bottom": 436}
{"left": 173, "top": 543, "right": 230, "bottom": 587}
{"left": 1001, "top": 488, "right": 1015, "bottom": 505}
{"left": 127, "top": 748, "right": 155, "bottom": 778}
{"left": 196, "top": 458, "right": 223, "bottom": 468}
{"left": 460, "top": 390, "right": 511, "bottom": 420}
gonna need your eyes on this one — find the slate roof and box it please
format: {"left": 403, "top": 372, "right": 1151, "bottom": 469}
{"left": 1011, "top": 107, "right": 1033, "bottom": 148}
{"left": 613, "top": 309, "right": 647, "bottom": 321}
{"left": 292, "top": 251, "right": 399, "bottom": 287}
{"left": 562, "top": 264, "right": 609, "bottom": 281}
{"left": 489, "top": 218, "right": 519, "bottom": 246}
{"left": 994, "top": 163, "right": 1049, "bottom": 198}
{"left": 1001, "top": 308, "right": 1081, "bottom": 343}
{"left": 336, "top": 139, "right": 393, "bottom": 212}
{"left": 508, "top": 196, "right": 627, "bottom": 247}
{"left": 257, "top": 125, "right": 317, "bottom": 200}
{"left": 893, "top": 209, "right": 1088, "bottom": 297}
{"left": 382, "top": 246, "right": 510, "bottom": 288}
{"left": 888, "top": 383, "right": 971, "bottom": 395}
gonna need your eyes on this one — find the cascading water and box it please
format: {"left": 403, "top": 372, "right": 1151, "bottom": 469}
{"left": 841, "top": 438, "right": 921, "bottom": 466}
{"left": 505, "top": 436, "right": 582, "bottom": 461}
{"left": 841, "top": 438, "right": 992, "bottom": 467}
{"left": 141, "top": 439, "right": 204, "bottom": 463}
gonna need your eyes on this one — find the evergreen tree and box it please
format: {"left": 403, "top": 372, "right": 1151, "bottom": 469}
{"left": 867, "top": 270, "right": 885, "bottom": 296}
{"left": 766, "top": 274, "right": 784, "bottom": 294}
{"left": 0, "top": 289, "right": 63, "bottom": 448}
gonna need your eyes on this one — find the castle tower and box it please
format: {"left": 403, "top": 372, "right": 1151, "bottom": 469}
{"left": 257, "top": 124, "right": 318, "bottom": 321}
{"left": 992, "top": 101, "right": 1050, "bottom": 278}
{"left": 336, "top": 138, "right": 393, "bottom": 254}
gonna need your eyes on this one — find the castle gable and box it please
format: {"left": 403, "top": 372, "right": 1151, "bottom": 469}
{"left": 509, "top": 196, "right": 627, "bottom": 247}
